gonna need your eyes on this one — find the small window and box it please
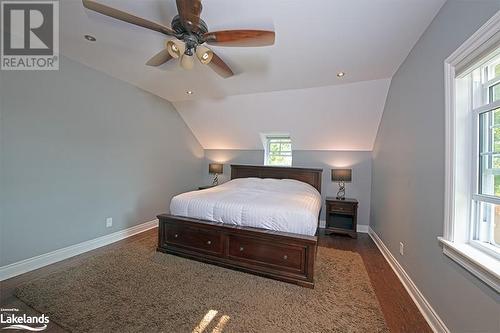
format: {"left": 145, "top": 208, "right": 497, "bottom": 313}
{"left": 264, "top": 136, "right": 292, "bottom": 166}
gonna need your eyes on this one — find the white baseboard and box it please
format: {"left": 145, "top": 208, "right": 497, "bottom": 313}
{"left": 368, "top": 227, "right": 449, "bottom": 333}
{"left": 357, "top": 225, "right": 369, "bottom": 233}
{"left": 319, "top": 219, "right": 368, "bottom": 233}
{"left": 0, "top": 219, "right": 158, "bottom": 281}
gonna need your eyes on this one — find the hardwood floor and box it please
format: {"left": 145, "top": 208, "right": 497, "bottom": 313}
{"left": 1, "top": 228, "right": 431, "bottom": 333}
{"left": 317, "top": 230, "right": 432, "bottom": 333}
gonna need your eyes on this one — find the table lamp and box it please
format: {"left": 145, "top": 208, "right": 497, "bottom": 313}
{"left": 331, "top": 169, "right": 352, "bottom": 200}
{"left": 209, "top": 163, "right": 223, "bottom": 186}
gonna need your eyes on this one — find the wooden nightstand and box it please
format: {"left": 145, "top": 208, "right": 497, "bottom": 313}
{"left": 325, "top": 197, "right": 358, "bottom": 238}
{"left": 198, "top": 185, "right": 216, "bottom": 190}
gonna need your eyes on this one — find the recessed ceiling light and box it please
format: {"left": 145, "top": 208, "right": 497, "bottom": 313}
{"left": 84, "top": 35, "right": 96, "bottom": 42}
{"left": 186, "top": 90, "right": 193, "bottom": 95}
{"left": 337, "top": 72, "right": 345, "bottom": 78}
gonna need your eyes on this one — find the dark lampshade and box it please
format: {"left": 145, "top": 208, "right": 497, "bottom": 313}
{"left": 331, "top": 169, "right": 352, "bottom": 182}
{"left": 209, "top": 163, "right": 223, "bottom": 174}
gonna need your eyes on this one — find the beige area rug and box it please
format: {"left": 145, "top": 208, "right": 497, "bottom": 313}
{"left": 15, "top": 236, "right": 388, "bottom": 333}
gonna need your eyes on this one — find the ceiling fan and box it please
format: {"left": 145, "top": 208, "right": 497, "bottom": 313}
{"left": 82, "top": 0, "right": 276, "bottom": 78}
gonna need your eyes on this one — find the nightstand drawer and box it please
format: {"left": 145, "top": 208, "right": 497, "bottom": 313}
{"left": 328, "top": 202, "right": 355, "bottom": 214}
{"left": 325, "top": 198, "right": 358, "bottom": 238}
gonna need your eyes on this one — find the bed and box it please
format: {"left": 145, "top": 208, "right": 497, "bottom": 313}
{"left": 157, "top": 165, "right": 323, "bottom": 288}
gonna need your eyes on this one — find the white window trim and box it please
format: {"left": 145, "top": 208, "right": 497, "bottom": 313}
{"left": 441, "top": 10, "right": 500, "bottom": 293}
{"left": 438, "top": 238, "right": 500, "bottom": 292}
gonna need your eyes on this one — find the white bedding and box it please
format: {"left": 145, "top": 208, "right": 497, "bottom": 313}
{"left": 170, "top": 178, "right": 321, "bottom": 236}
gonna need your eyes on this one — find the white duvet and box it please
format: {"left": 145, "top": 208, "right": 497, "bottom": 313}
{"left": 170, "top": 177, "right": 321, "bottom": 236}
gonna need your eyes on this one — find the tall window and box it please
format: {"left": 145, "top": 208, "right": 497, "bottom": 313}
{"left": 442, "top": 12, "right": 499, "bottom": 292}
{"left": 264, "top": 136, "right": 292, "bottom": 166}
{"left": 474, "top": 52, "right": 500, "bottom": 254}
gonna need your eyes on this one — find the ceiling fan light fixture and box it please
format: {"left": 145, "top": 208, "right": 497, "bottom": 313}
{"left": 166, "top": 40, "right": 185, "bottom": 59}
{"left": 81, "top": 0, "right": 276, "bottom": 79}
{"left": 196, "top": 45, "right": 213, "bottom": 65}
{"left": 180, "top": 53, "right": 195, "bottom": 70}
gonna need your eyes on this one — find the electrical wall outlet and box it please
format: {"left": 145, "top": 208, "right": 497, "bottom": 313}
{"left": 399, "top": 242, "right": 404, "bottom": 255}
{"left": 105, "top": 217, "right": 113, "bottom": 228}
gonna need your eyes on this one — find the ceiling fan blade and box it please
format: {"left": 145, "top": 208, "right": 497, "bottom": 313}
{"left": 208, "top": 52, "right": 234, "bottom": 78}
{"left": 176, "top": 0, "right": 202, "bottom": 32}
{"left": 204, "top": 30, "right": 275, "bottom": 47}
{"left": 146, "top": 49, "right": 173, "bottom": 67}
{"left": 82, "top": 0, "right": 175, "bottom": 36}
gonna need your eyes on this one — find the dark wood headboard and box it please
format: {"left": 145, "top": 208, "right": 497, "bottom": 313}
{"left": 231, "top": 165, "right": 323, "bottom": 193}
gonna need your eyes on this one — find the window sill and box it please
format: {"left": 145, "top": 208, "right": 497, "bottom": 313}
{"left": 438, "top": 237, "right": 500, "bottom": 293}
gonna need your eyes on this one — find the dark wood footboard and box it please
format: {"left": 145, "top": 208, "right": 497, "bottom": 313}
{"left": 157, "top": 214, "right": 318, "bottom": 288}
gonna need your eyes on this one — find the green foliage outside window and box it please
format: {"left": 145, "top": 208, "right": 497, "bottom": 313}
{"left": 491, "top": 66, "right": 500, "bottom": 195}
{"left": 493, "top": 109, "right": 500, "bottom": 196}
{"left": 266, "top": 137, "right": 292, "bottom": 166}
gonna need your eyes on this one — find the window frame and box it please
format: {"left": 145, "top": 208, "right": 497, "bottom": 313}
{"left": 470, "top": 57, "right": 500, "bottom": 257}
{"left": 264, "top": 136, "right": 292, "bottom": 167}
{"left": 472, "top": 105, "right": 500, "bottom": 259}
{"left": 441, "top": 11, "right": 500, "bottom": 293}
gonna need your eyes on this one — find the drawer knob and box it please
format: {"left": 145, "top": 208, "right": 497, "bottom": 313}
{"left": 239, "top": 247, "right": 244, "bottom": 252}
{"left": 207, "top": 240, "right": 212, "bottom": 245}
{"left": 174, "top": 234, "right": 179, "bottom": 238}
{"left": 283, "top": 255, "right": 288, "bottom": 260}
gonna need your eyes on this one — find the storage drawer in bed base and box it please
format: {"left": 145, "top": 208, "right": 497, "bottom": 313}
{"left": 157, "top": 214, "right": 317, "bottom": 288}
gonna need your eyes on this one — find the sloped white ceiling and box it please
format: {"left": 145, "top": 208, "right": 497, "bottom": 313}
{"left": 174, "top": 78, "right": 391, "bottom": 150}
{"left": 61, "top": 0, "right": 444, "bottom": 101}
{"left": 59, "top": 0, "right": 445, "bottom": 150}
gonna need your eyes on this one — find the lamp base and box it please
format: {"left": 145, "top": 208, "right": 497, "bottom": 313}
{"left": 212, "top": 174, "right": 219, "bottom": 186}
{"left": 336, "top": 181, "right": 346, "bottom": 200}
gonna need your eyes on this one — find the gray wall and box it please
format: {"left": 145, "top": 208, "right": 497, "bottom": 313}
{"left": 203, "top": 149, "right": 372, "bottom": 227}
{"left": 0, "top": 57, "right": 204, "bottom": 266}
{"left": 371, "top": 1, "right": 500, "bottom": 332}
